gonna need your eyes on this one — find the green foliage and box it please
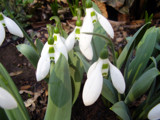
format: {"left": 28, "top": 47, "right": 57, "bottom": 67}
{"left": 0, "top": 63, "right": 30, "bottom": 120}
{"left": 44, "top": 55, "right": 72, "bottom": 120}
{"left": 16, "top": 44, "right": 39, "bottom": 68}
{"left": 110, "top": 101, "right": 131, "bottom": 120}
{"left": 102, "top": 79, "right": 118, "bottom": 104}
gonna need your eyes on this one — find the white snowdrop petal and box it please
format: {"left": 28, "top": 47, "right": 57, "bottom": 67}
{"left": 0, "top": 22, "right": 5, "bottom": 46}
{"left": 4, "top": 16, "right": 23, "bottom": 38}
{"left": 87, "top": 61, "right": 98, "bottom": 78}
{"left": 60, "top": 36, "right": 66, "bottom": 43}
{"left": 0, "top": 87, "right": 17, "bottom": 109}
{"left": 54, "top": 51, "right": 60, "bottom": 63}
{"left": 55, "top": 35, "right": 68, "bottom": 60}
{"left": 102, "top": 68, "right": 109, "bottom": 75}
{"left": 79, "top": 9, "right": 94, "bottom": 60}
{"left": 41, "top": 42, "right": 50, "bottom": 56}
{"left": 36, "top": 54, "right": 50, "bottom": 81}
{"left": 109, "top": 62, "right": 125, "bottom": 94}
{"left": 65, "top": 29, "right": 76, "bottom": 52}
{"left": 148, "top": 103, "right": 160, "bottom": 120}
{"left": 95, "top": 10, "right": 114, "bottom": 39}
{"left": 82, "top": 60, "right": 103, "bottom": 106}
{"left": 79, "top": 43, "right": 93, "bottom": 60}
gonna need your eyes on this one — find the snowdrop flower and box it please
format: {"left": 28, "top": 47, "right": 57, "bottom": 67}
{"left": 0, "top": 87, "right": 17, "bottom": 109}
{"left": 148, "top": 103, "right": 160, "bottom": 120}
{"left": 0, "top": 13, "right": 23, "bottom": 46}
{"left": 82, "top": 48, "right": 125, "bottom": 106}
{"left": 79, "top": 1, "right": 114, "bottom": 60}
{"left": 36, "top": 27, "right": 68, "bottom": 81}
{"left": 65, "top": 20, "right": 82, "bottom": 52}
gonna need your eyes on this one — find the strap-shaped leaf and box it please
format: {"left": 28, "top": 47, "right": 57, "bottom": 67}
{"left": 68, "top": 51, "right": 84, "bottom": 104}
{"left": 75, "top": 52, "right": 90, "bottom": 72}
{"left": 102, "top": 78, "right": 118, "bottom": 104}
{"left": 36, "top": 38, "right": 44, "bottom": 55}
{"left": 44, "top": 54, "right": 72, "bottom": 120}
{"left": 127, "top": 27, "right": 158, "bottom": 86}
{"left": 125, "top": 67, "right": 160, "bottom": 104}
{"left": 117, "top": 22, "right": 150, "bottom": 68}
{"left": 110, "top": 101, "right": 131, "bottom": 120}
{"left": 16, "top": 44, "right": 39, "bottom": 68}
{"left": 92, "top": 21, "right": 107, "bottom": 62}
{"left": 0, "top": 63, "right": 30, "bottom": 120}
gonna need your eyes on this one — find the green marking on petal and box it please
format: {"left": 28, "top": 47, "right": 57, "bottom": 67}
{"left": 49, "top": 47, "right": 55, "bottom": 53}
{"left": 75, "top": 37, "right": 79, "bottom": 40}
{"left": 54, "top": 35, "right": 57, "bottom": 41}
{"left": 91, "top": 11, "right": 96, "bottom": 17}
{"left": 2, "top": 23, "right": 5, "bottom": 27}
{"left": 50, "top": 57, "right": 55, "bottom": 60}
{"left": 102, "top": 73, "right": 108, "bottom": 77}
{"left": 92, "top": 20, "right": 97, "bottom": 23}
{"left": 0, "top": 14, "right": 4, "bottom": 21}
{"left": 75, "top": 28, "right": 80, "bottom": 34}
{"left": 102, "top": 64, "right": 109, "bottom": 69}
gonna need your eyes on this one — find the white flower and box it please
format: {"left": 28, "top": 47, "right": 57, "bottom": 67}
{"left": 65, "top": 19, "right": 82, "bottom": 52}
{"left": 82, "top": 58, "right": 125, "bottom": 106}
{"left": 53, "top": 33, "right": 68, "bottom": 60}
{"left": 0, "top": 13, "right": 23, "bottom": 46}
{"left": 148, "top": 103, "right": 160, "bottom": 120}
{"left": 36, "top": 34, "right": 68, "bottom": 81}
{"left": 0, "top": 87, "right": 17, "bottom": 109}
{"left": 79, "top": 7, "right": 114, "bottom": 60}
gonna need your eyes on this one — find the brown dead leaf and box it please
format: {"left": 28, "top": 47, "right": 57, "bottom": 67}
{"left": 9, "top": 70, "right": 23, "bottom": 76}
{"left": 20, "top": 85, "right": 31, "bottom": 90}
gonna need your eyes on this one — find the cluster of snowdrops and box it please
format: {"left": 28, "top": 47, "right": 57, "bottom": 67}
{"left": 0, "top": 1, "right": 160, "bottom": 120}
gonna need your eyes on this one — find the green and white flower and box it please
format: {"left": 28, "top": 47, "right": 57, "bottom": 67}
{"left": 82, "top": 49, "right": 125, "bottom": 106}
{"left": 0, "top": 87, "right": 17, "bottom": 109}
{"left": 0, "top": 13, "right": 23, "bottom": 46}
{"left": 36, "top": 27, "right": 68, "bottom": 81}
{"left": 79, "top": 1, "right": 114, "bottom": 60}
{"left": 65, "top": 20, "right": 82, "bottom": 52}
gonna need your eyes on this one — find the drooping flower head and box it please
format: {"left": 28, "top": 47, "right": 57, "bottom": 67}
{"left": 0, "top": 87, "right": 17, "bottom": 109}
{"left": 36, "top": 26, "right": 68, "bottom": 81}
{"left": 148, "top": 103, "right": 160, "bottom": 120}
{"left": 65, "top": 20, "right": 82, "bottom": 52}
{"left": 79, "top": 0, "right": 114, "bottom": 60}
{"left": 82, "top": 48, "right": 125, "bottom": 106}
{"left": 0, "top": 13, "right": 23, "bottom": 46}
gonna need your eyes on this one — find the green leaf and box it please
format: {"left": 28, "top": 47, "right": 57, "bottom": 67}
{"left": 36, "top": 38, "right": 44, "bottom": 55}
{"left": 127, "top": 27, "right": 158, "bottom": 86}
{"left": 102, "top": 79, "right": 118, "bottom": 104}
{"left": 110, "top": 101, "right": 131, "bottom": 120}
{"left": 117, "top": 22, "right": 150, "bottom": 68}
{"left": 16, "top": 44, "right": 39, "bottom": 68}
{"left": 92, "top": 2, "right": 101, "bottom": 13}
{"left": 0, "top": 63, "right": 30, "bottom": 120}
{"left": 68, "top": 51, "right": 84, "bottom": 104}
{"left": 44, "top": 54, "right": 72, "bottom": 120}
{"left": 75, "top": 51, "right": 90, "bottom": 72}
{"left": 91, "top": 2, "right": 108, "bottom": 62}
{"left": 92, "top": 21, "right": 107, "bottom": 62}
{"left": 125, "top": 67, "right": 160, "bottom": 104}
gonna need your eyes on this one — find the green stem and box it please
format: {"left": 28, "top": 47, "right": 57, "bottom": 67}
{"left": 118, "top": 93, "right": 121, "bottom": 101}
{"left": 110, "top": 42, "right": 117, "bottom": 66}
{"left": 67, "top": 0, "right": 76, "bottom": 16}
